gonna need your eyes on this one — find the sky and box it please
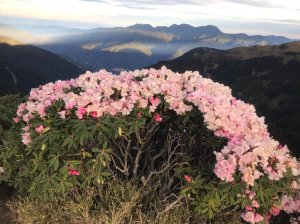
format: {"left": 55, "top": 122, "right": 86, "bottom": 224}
{"left": 0, "top": 0, "right": 300, "bottom": 39}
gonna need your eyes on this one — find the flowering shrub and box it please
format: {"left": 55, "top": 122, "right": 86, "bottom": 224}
{"left": 1, "top": 67, "right": 299, "bottom": 223}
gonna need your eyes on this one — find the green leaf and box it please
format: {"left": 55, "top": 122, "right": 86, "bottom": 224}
{"left": 230, "top": 195, "right": 235, "bottom": 205}
{"left": 221, "top": 193, "right": 228, "bottom": 201}
{"left": 208, "top": 208, "right": 214, "bottom": 219}
{"left": 102, "top": 139, "right": 108, "bottom": 149}
{"left": 70, "top": 160, "right": 82, "bottom": 165}
{"left": 85, "top": 152, "right": 92, "bottom": 158}
{"left": 64, "top": 182, "right": 73, "bottom": 187}
{"left": 62, "top": 136, "right": 70, "bottom": 147}
{"left": 60, "top": 182, "right": 65, "bottom": 193}
{"left": 212, "top": 206, "right": 221, "bottom": 213}
{"left": 200, "top": 207, "right": 209, "bottom": 214}
{"left": 101, "top": 172, "right": 111, "bottom": 177}
{"left": 183, "top": 115, "right": 189, "bottom": 124}
{"left": 91, "top": 148, "right": 100, "bottom": 153}
{"left": 215, "top": 191, "right": 221, "bottom": 205}
{"left": 67, "top": 138, "right": 74, "bottom": 149}
{"left": 180, "top": 187, "right": 191, "bottom": 195}
{"left": 53, "top": 159, "right": 59, "bottom": 171}
{"left": 241, "top": 199, "right": 248, "bottom": 208}
{"left": 259, "top": 190, "right": 266, "bottom": 206}
{"left": 49, "top": 157, "right": 56, "bottom": 167}
{"left": 79, "top": 134, "right": 85, "bottom": 145}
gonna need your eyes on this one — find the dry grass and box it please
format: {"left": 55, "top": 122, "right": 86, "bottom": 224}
{"left": 6, "top": 182, "right": 243, "bottom": 224}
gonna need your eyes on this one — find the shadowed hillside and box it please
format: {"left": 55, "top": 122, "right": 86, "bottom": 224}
{"left": 0, "top": 43, "right": 83, "bottom": 95}
{"left": 150, "top": 42, "right": 300, "bottom": 157}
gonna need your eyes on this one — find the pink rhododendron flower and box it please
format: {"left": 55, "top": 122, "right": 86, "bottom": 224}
{"left": 231, "top": 99, "right": 238, "bottom": 105}
{"left": 68, "top": 168, "right": 80, "bottom": 176}
{"left": 252, "top": 200, "right": 260, "bottom": 208}
{"left": 149, "top": 96, "right": 161, "bottom": 112}
{"left": 154, "top": 114, "right": 162, "bottom": 122}
{"left": 254, "top": 213, "right": 264, "bottom": 223}
{"left": 245, "top": 190, "right": 256, "bottom": 200}
{"left": 76, "top": 107, "right": 86, "bottom": 119}
{"left": 35, "top": 125, "right": 45, "bottom": 134}
{"left": 291, "top": 180, "right": 300, "bottom": 189}
{"left": 245, "top": 205, "right": 253, "bottom": 211}
{"left": 270, "top": 205, "right": 281, "bottom": 216}
{"left": 22, "top": 125, "right": 30, "bottom": 132}
{"left": 138, "top": 99, "right": 148, "bottom": 108}
{"left": 21, "top": 132, "right": 31, "bottom": 145}
{"left": 16, "top": 103, "right": 26, "bottom": 116}
{"left": 242, "top": 167, "right": 255, "bottom": 186}
{"left": 184, "top": 175, "right": 192, "bottom": 183}
{"left": 241, "top": 211, "right": 264, "bottom": 223}
{"left": 13, "top": 117, "right": 19, "bottom": 123}
{"left": 66, "top": 101, "right": 75, "bottom": 110}
{"left": 90, "top": 111, "right": 97, "bottom": 118}
{"left": 58, "top": 110, "right": 66, "bottom": 119}
{"left": 214, "top": 159, "right": 236, "bottom": 182}
{"left": 282, "top": 195, "right": 296, "bottom": 213}
{"left": 137, "top": 112, "right": 142, "bottom": 118}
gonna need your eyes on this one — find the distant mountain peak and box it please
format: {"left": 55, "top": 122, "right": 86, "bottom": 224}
{"left": 128, "top": 24, "right": 154, "bottom": 30}
{"left": 203, "top": 25, "right": 222, "bottom": 32}
{"left": 128, "top": 23, "right": 221, "bottom": 32}
{"left": 170, "top": 23, "right": 193, "bottom": 28}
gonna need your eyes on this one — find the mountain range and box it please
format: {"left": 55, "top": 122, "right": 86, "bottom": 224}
{"left": 150, "top": 41, "right": 300, "bottom": 157}
{"left": 0, "top": 39, "right": 82, "bottom": 95}
{"left": 0, "top": 23, "right": 293, "bottom": 72}
{"left": 38, "top": 24, "right": 292, "bottom": 71}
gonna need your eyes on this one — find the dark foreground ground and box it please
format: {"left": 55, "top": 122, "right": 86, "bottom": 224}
{"left": 0, "top": 184, "right": 13, "bottom": 224}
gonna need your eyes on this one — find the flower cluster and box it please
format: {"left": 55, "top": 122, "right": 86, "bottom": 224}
{"left": 282, "top": 194, "right": 300, "bottom": 214}
{"left": 15, "top": 67, "right": 299, "bottom": 223}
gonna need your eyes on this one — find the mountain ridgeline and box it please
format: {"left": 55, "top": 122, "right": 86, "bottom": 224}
{"left": 38, "top": 24, "right": 291, "bottom": 71}
{"left": 149, "top": 42, "right": 300, "bottom": 157}
{"left": 0, "top": 42, "right": 83, "bottom": 95}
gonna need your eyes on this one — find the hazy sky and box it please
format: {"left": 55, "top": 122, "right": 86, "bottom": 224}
{"left": 1, "top": 0, "right": 300, "bottom": 38}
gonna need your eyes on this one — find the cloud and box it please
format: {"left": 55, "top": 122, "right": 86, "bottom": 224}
{"left": 225, "top": 0, "right": 300, "bottom": 10}
{"left": 0, "top": 0, "right": 32, "bottom": 2}
{"left": 79, "top": 0, "right": 300, "bottom": 10}
{"left": 79, "top": 0, "right": 207, "bottom": 8}
{"left": 224, "top": 0, "right": 280, "bottom": 8}
{"left": 262, "top": 18, "right": 300, "bottom": 25}
{"left": 80, "top": 0, "right": 199, "bottom": 4}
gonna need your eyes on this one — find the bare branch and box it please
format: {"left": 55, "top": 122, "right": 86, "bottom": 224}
{"left": 133, "top": 147, "right": 143, "bottom": 180}
{"left": 155, "top": 195, "right": 184, "bottom": 222}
